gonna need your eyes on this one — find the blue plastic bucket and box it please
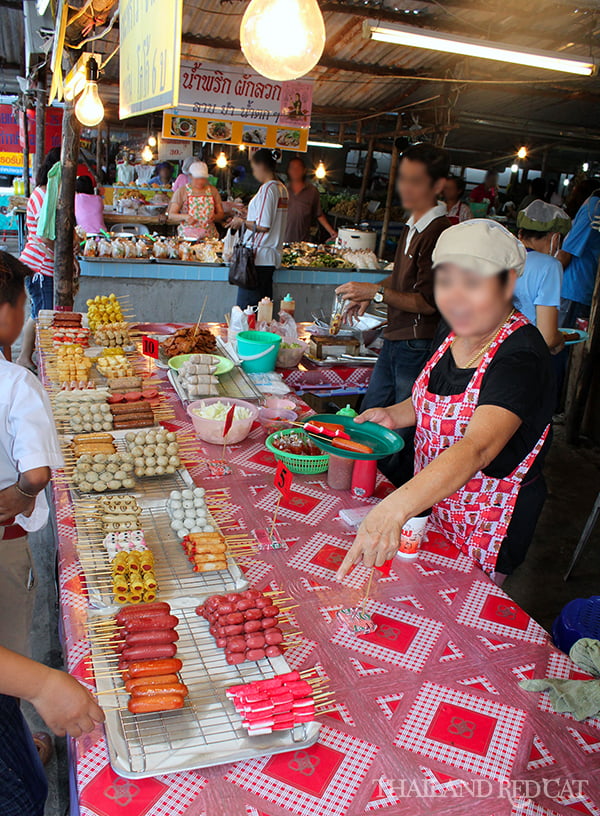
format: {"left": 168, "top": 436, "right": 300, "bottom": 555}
{"left": 236, "top": 330, "right": 282, "bottom": 373}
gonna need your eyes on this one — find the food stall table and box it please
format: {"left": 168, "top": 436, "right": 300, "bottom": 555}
{"left": 40, "top": 343, "right": 600, "bottom": 816}
{"left": 102, "top": 212, "right": 168, "bottom": 229}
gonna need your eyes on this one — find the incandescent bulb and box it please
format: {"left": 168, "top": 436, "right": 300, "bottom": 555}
{"left": 141, "top": 144, "right": 154, "bottom": 162}
{"left": 240, "top": 0, "right": 325, "bottom": 80}
{"left": 583, "top": 162, "right": 589, "bottom": 172}
{"left": 517, "top": 146, "right": 527, "bottom": 159}
{"left": 216, "top": 151, "right": 228, "bottom": 169}
{"left": 315, "top": 161, "right": 326, "bottom": 179}
{"left": 238, "top": 144, "right": 246, "bottom": 151}
{"left": 510, "top": 163, "right": 519, "bottom": 174}
{"left": 148, "top": 135, "right": 157, "bottom": 147}
{"left": 563, "top": 178, "right": 570, "bottom": 187}
{"left": 75, "top": 81, "right": 104, "bottom": 127}
{"left": 74, "top": 57, "right": 104, "bottom": 127}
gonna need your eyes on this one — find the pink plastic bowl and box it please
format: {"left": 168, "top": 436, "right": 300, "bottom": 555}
{"left": 187, "top": 398, "right": 259, "bottom": 445}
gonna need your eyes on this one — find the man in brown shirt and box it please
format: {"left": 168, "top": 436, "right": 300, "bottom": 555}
{"left": 285, "top": 157, "right": 337, "bottom": 243}
{"left": 336, "top": 143, "right": 451, "bottom": 484}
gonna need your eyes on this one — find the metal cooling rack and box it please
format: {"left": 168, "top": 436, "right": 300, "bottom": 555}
{"left": 91, "top": 606, "right": 319, "bottom": 777}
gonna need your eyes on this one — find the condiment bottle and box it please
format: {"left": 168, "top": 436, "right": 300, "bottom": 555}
{"left": 257, "top": 297, "right": 273, "bottom": 324}
{"left": 351, "top": 459, "right": 377, "bottom": 498}
{"left": 243, "top": 305, "right": 257, "bottom": 330}
{"left": 327, "top": 454, "right": 354, "bottom": 491}
{"left": 280, "top": 293, "right": 295, "bottom": 317}
{"left": 336, "top": 404, "right": 357, "bottom": 418}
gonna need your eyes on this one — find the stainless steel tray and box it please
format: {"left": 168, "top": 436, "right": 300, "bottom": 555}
{"left": 92, "top": 606, "right": 320, "bottom": 777}
{"left": 75, "top": 466, "right": 247, "bottom": 610}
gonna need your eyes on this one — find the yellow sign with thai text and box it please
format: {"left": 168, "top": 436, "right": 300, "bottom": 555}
{"left": 119, "top": 0, "right": 182, "bottom": 118}
{"left": 162, "top": 113, "right": 308, "bottom": 152}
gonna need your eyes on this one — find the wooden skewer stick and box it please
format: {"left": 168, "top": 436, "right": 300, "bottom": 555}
{"left": 361, "top": 567, "right": 375, "bottom": 613}
{"left": 193, "top": 294, "right": 209, "bottom": 338}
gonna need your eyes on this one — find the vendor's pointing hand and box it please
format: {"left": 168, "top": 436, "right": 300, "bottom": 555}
{"left": 335, "top": 281, "right": 378, "bottom": 304}
{"left": 354, "top": 407, "right": 396, "bottom": 429}
{"left": 336, "top": 495, "right": 406, "bottom": 580}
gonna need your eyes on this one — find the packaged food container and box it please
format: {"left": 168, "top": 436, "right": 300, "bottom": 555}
{"left": 258, "top": 407, "right": 298, "bottom": 434}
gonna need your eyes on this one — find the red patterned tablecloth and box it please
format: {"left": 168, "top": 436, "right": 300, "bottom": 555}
{"left": 43, "top": 353, "right": 600, "bottom": 816}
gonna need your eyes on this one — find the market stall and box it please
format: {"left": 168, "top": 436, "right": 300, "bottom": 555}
{"left": 37, "top": 304, "right": 600, "bottom": 816}
{"left": 75, "top": 238, "right": 385, "bottom": 323}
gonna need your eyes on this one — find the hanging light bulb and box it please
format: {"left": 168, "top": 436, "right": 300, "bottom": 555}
{"left": 141, "top": 144, "right": 154, "bottom": 162}
{"left": 315, "top": 161, "right": 326, "bottom": 180}
{"left": 583, "top": 161, "right": 590, "bottom": 172}
{"left": 74, "top": 56, "right": 104, "bottom": 127}
{"left": 148, "top": 135, "right": 157, "bottom": 147}
{"left": 238, "top": 144, "right": 246, "bottom": 151}
{"left": 510, "top": 163, "right": 519, "bottom": 174}
{"left": 240, "top": 0, "right": 325, "bottom": 80}
{"left": 216, "top": 151, "right": 228, "bottom": 169}
{"left": 517, "top": 146, "right": 527, "bottom": 159}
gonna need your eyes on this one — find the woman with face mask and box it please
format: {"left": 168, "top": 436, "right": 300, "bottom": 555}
{"left": 515, "top": 200, "right": 571, "bottom": 352}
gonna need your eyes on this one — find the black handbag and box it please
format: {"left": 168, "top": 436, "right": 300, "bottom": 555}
{"left": 228, "top": 227, "right": 258, "bottom": 289}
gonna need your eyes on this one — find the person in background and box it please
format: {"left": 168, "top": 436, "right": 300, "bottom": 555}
{"left": 284, "top": 156, "right": 337, "bottom": 243}
{"left": 518, "top": 177, "right": 547, "bottom": 212}
{"left": 336, "top": 142, "right": 451, "bottom": 485}
{"left": 556, "top": 178, "right": 600, "bottom": 327}
{"left": 337, "top": 220, "right": 554, "bottom": 586}
{"left": 149, "top": 161, "right": 173, "bottom": 187}
{"left": 74, "top": 175, "right": 106, "bottom": 235}
{"left": 470, "top": 170, "right": 499, "bottom": 213}
{"left": 443, "top": 175, "right": 472, "bottom": 224}
{"left": 515, "top": 200, "right": 571, "bottom": 350}
{"left": 16, "top": 146, "right": 61, "bottom": 371}
{"left": 230, "top": 148, "right": 289, "bottom": 309}
{"left": 547, "top": 179, "right": 564, "bottom": 207}
{"left": 172, "top": 156, "right": 195, "bottom": 192}
{"left": 168, "top": 161, "right": 225, "bottom": 240}
{"left": 0, "top": 252, "right": 103, "bottom": 815}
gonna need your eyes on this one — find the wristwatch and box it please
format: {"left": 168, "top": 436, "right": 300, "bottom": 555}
{"left": 373, "top": 286, "right": 385, "bottom": 304}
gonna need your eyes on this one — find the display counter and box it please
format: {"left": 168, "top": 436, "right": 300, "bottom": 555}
{"left": 39, "top": 325, "right": 600, "bottom": 816}
{"left": 76, "top": 260, "right": 384, "bottom": 323}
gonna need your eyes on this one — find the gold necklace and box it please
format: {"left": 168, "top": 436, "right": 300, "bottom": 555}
{"left": 454, "top": 308, "right": 515, "bottom": 369}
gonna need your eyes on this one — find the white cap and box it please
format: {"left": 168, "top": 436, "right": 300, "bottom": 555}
{"left": 432, "top": 219, "right": 527, "bottom": 278}
{"left": 189, "top": 161, "right": 209, "bottom": 178}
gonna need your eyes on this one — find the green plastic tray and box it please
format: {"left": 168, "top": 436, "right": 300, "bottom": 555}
{"left": 168, "top": 354, "right": 234, "bottom": 376}
{"left": 307, "top": 413, "right": 404, "bottom": 460}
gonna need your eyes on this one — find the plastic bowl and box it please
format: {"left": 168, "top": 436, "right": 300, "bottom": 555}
{"left": 265, "top": 396, "right": 296, "bottom": 412}
{"left": 276, "top": 340, "right": 308, "bottom": 369}
{"left": 258, "top": 407, "right": 298, "bottom": 434}
{"left": 187, "top": 398, "right": 259, "bottom": 445}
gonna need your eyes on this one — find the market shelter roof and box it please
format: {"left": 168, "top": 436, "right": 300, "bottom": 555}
{"left": 1, "top": 0, "right": 599, "bottom": 164}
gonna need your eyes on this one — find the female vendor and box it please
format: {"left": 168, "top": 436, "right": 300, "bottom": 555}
{"left": 167, "top": 161, "right": 225, "bottom": 240}
{"left": 337, "top": 220, "right": 555, "bottom": 585}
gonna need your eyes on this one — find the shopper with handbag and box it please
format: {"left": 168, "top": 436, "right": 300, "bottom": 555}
{"left": 229, "top": 149, "right": 288, "bottom": 308}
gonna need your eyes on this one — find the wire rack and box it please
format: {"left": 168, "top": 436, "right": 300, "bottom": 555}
{"left": 74, "top": 469, "right": 248, "bottom": 609}
{"left": 90, "top": 607, "right": 320, "bottom": 777}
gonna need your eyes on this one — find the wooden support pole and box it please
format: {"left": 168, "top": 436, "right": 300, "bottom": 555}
{"left": 34, "top": 68, "right": 47, "bottom": 183}
{"left": 356, "top": 137, "right": 374, "bottom": 223}
{"left": 54, "top": 101, "right": 81, "bottom": 311}
{"left": 21, "top": 101, "right": 31, "bottom": 197}
{"left": 378, "top": 121, "right": 402, "bottom": 258}
{"left": 96, "top": 125, "right": 102, "bottom": 182}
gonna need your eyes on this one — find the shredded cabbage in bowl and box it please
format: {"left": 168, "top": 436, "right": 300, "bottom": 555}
{"left": 191, "top": 401, "right": 253, "bottom": 421}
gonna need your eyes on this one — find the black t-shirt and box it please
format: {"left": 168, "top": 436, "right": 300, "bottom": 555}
{"left": 427, "top": 322, "right": 555, "bottom": 478}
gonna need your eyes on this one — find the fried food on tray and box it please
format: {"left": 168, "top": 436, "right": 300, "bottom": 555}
{"left": 162, "top": 327, "right": 217, "bottom": 358}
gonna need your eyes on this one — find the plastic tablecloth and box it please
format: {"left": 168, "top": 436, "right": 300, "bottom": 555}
{"left": 42, "top": 352, "right": 600, "bottom": 816}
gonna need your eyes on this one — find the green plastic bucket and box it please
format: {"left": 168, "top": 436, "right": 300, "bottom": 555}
{"left": 236, "top": 330, "right": 282, "bottom": 373}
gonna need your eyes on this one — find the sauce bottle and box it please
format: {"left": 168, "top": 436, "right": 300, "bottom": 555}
{"left": 351, "top": 459, "right": 377, "bottom": 498}
{"left": 280, "top": 293, "right": 295, "bottom": 317}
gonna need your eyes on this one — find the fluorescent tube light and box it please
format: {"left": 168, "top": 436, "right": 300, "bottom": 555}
{"left": 307, "top": 140, "right": 344, "bottom": 149}
{"left": 364, "top": 20, "right": 595, "bottom": 76}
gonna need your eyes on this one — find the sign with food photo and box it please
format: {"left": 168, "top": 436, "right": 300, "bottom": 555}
{"left": 162, "top": 113, "right": 308, "bottom": 151}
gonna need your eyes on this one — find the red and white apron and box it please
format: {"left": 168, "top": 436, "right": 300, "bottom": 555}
{"left": 178, "top": 184, "right": 218, "bottom": 241}
{"left": 412, "top": 311, "right": 550, "bottom": 576}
